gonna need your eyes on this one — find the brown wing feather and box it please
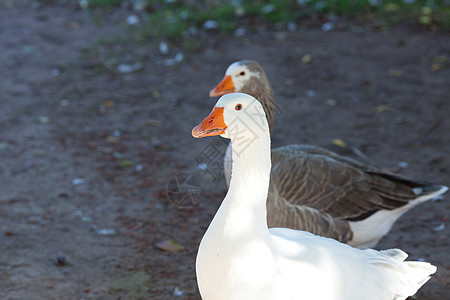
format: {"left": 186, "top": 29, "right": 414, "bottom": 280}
{"left": 269, "top": 145, "right": 423, "bottom": 221}
{"left": 267, "top": 188, "right": 353, "bottom": 243}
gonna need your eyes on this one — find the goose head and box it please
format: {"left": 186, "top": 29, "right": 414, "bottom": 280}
{"left": 209, "top": 60, "right": 267, "bottom": 97}
{"left": 192, "top": 93, "right": 268, "bottom": 142}
{"left": 209, "top": 61, "right": 275, "bottom": 134}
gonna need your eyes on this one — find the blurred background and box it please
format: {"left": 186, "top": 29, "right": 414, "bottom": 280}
{"left": 0, "top": 0, "right": 449, "bottom": 299}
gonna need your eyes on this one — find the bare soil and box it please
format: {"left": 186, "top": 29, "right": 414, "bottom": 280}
{"left": 0, "top": 2, "right": 449, "bottom": 299}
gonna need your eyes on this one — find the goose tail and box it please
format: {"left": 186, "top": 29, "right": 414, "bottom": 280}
{"left": 394, "top": 260, "right": 436, "bottom": 300}
{"left": 374, "top": 249, "right": 437, "bottom": 300}
{"left": 412, "top": 184, "right": 448, "bottom": 203}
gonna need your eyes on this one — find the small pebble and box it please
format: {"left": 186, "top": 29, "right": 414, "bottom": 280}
{"left": 174, "top": 52, "right": 184, "bottom": 63}
{"left": 433, "top": 223, "right": 445, "bottom": 232}
{"left": 60, "top": 99, "right": 69, "bottom": 106}
{"left": 159, "top": 41, "right": 169, "bottom": 55}
{"left": 234, "top": 28, "right": 246, "bottom": 37}
{"left": 72, "top": 178, "right": 86, "bottom": 185}
{"left": 97, "top": 229, "right": 117, "bottom": 236}
{"left": 262, "top": 4, "right": 276, "bottom": 14}
{"left": 197, "top": 163, "right": 208, "bottom": 171}
{"left": 287, "top": 22, "right": 297, "bottom": 31}
{"left": 51, "top": 69, "right": 61, "bottom": 77}
{"left": 203, "top": 20, "right": 218, "bottom": 30}
{"left": 117, "top": 63, "right": 142, "bottom": 73}
{"left": 306, "top": 90, "right": 315, "bottom": 97}
{"left": 127, "top": 15, "right": 140, "bottom": 25}
{"left": 132, "top": 0, "right": 147, "bottom": 11}
{"left": 81, "top": 216, "right": 91, "bottom": 222}
{"left": 397, "top": 161, "right": 409, "bottom": 168}
{"left": 321, "top": 22, "right": 334, "bottom": 32}
{"left": 163, "top": 52, "right": 184, "bottom": 66}
{"left": 179, "top": 10, "right": 189, "bottom": 20}
{"left": 174, "top": 287, "right": 185, "bottom": 296}
{"left": 54, "top": 256, "right": 66, "bottom": 266}
{"left": 38, "top": 116, "right": 50, "bottom": 124}
{"left": 78, "top": 0, "right": 88, "bottom": 9}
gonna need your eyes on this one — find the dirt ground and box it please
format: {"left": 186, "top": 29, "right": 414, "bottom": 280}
{"left": 0, "top": 2, "right": 449, "bottom": 299}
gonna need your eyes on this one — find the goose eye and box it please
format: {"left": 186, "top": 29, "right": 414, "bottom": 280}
{"left": 239, "top": 71, "right": 245, "bottom": 76}
{"left": 235, "top": 104, "right": 243, "bottom": 111}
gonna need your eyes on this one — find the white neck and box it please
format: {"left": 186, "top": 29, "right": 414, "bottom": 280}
{"left": 211, "top": 129, "right": 272, "bottom": 239}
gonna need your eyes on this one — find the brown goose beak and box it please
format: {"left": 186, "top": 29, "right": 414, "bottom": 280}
{"left": 209, "top": 75, "right": 234, "bottom": 97}
{"left": 192, "top": 107, "right": 227, "bottom": 138}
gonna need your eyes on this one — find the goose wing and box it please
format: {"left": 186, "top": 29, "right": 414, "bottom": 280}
{"left": 270, "top": 145, "right": 420, "bottom": 221}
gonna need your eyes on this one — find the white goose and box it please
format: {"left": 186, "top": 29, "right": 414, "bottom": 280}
{"left": 192, "top": 93, "right": 436, "bottom": 300}
{"left": 210, "top": 60, "right": 448, "bottom": 248}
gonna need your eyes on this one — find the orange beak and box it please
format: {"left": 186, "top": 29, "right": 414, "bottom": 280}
{"left": 192, "top": 107, "right": 227, "bottom": 138}
{"left": 209, "top": 75, "right": 234, "bottom": 97}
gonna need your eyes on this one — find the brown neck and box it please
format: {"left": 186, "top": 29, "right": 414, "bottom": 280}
{"left": 241, "top": 79, "right": 275, "bottom": 134}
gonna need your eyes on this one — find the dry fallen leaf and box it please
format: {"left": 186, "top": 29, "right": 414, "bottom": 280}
{"left": 301, "top": 53, "right": 312, "bottom": 64}
{"left": 419, "top": 15, "right": 432, "bottom": 25}
{"left": 430, "top": 64, "right": 443, "bottom": 72}
{"left": 106, "top": 136, "right": 120, "bottom": 143}
{"left": 138, "top": 119, "right": 162, "bottom": 128}
{"left": 384, "top": 3, "right": 399, "bottom": 12}
{"left": 155, "top": 239, "right": 185, "bottom": 252}
{"left": 421, "top": 6, "right": 432, "bottom": 15}
{"left": 388, "top": 69, "right": 404, "bottom": 77}
{"left": 325, "top": 98, "right": 337, "bottom": 106}
{"left": 121, "top": 160, "right": 133, "bottom": 167}
{"left": 432, "top": 55, "right": 447, "bottom": 64}
{"left": 375, "top": 105, "right": 392, "bottom": 112}
{"left": 70, "top": 21, "right": 80, "bottom": 29}
{"left": 332, "top": 138, "right": 347, "bottom": 148}
{"left": 104, "top": 100, "right": 115, "bottom": 108}
{"left": 152, "top": 89, "right": 160, "bottom": 99}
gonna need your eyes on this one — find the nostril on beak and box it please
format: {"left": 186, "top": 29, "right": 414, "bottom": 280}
{"left": 208, "top": 119, "right": 213, "bottom": 125}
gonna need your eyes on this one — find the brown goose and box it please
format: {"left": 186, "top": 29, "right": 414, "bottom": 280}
{"left": 209, "top": 60, "right": 448, "bottom": 249}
